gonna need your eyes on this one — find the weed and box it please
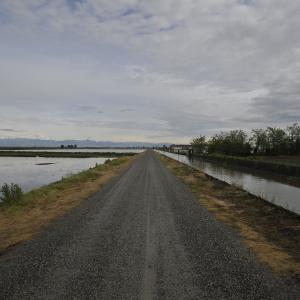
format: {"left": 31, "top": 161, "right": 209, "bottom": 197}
{"left": 0, "top": 183, "right": 23, "bottom": 205}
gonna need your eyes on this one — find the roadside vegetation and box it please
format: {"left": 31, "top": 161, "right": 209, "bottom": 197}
{"left": 0, "top": 183, "right": 23, "bottom": 205}
{"left": 159, "top": 154, "right": 300, "bottom": 278}
{"left": 0, "top": 156, "right": 135, "bottom": 253}
{"left": 0, "top": 151, "right": 136, "bottom": 158}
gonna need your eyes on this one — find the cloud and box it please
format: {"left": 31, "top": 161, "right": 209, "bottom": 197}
{"left": 0, "top": 128, "right": 22, "bottom": 132}
{"left": 78, "top": 105, "right": 97, "bottom": 111}
{"left": 245, "top": 64, "right": 300, "bottom": 126}
{"left": 0, "top": 0, "right": 299, "bottom": 142}
{"left": 120, "top": 108, "right": 135, "bottom": 112}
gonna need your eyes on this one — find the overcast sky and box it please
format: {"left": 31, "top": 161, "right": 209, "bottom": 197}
{"left": 0, "top": 0, "right": 299, "bottom": 143}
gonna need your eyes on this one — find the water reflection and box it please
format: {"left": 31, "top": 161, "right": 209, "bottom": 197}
{"left": 0, "top": 157, "right": 111, "bottom": 193}
{"left": 158, "top": 151, "right": 300, "bottom": 215}
{"left": 0, "top": 148, "right": 145, "bottom": 153}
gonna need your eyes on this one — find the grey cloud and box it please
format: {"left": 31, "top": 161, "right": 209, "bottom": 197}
{"left": 78, "top": 105, "right": 97, "bottom": 111}
{"left": 239, "top": 0, "right": 255, "bottom": 6}
{"left": 158, "top": 109, "right": 232, "bottom": 138}
{"left": 0, "top": 128, "right": 22, "bottom": 132}
{"left": 0, "top": 1, "right": 299, "bottom": 143}
{"left": 120, "top": 108, "right": 136, "bottom": 112}
{"left": 247, "top": 76, "right": 300, "bottom": 125}
{"left": 65, "top": 118, "right": 166, "bottom": 132}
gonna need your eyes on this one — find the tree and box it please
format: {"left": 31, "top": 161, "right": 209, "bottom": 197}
{"left": 249, "top": 129, "right": 268, "bottom": 154}
{"left": 207, "top": 130, "right": 250, "bottom": 156}
{"left": 286, "top": 123, "right": 300, "bottom": 154}
{"left": 207, "top": 132, "right": 227, "bottom": 154}
{"left": 266, "top": 127, "right": 288, "bottom": 155}
{"left": 191, "top": 123, "right": 299, "bottom": 157}
{"left": 191, "top": 136, "right": 206, "bottom": 154}
{"left": 224, "top": 130, "right": 250, "bottom": 156}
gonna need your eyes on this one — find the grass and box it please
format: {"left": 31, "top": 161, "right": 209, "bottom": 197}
{"left": 159, "top": 154, "right": 300, "bottom": 278}
{"left": 0, "top": 151, "right": 136, "bottom": 158}
{"left": 198, "top": 153, "right": 300, "bottom": 178}
{"left": 209, "top": 153, "right": 300, "bottom": 167}
{"left": 0, "top": 156, "right": 135, "bottom": 254}
{"left": 248, "top": 155, "right": 300, "bottom": 167}
{"left": 208, "top": 153, "right": 300, "bottom": 167}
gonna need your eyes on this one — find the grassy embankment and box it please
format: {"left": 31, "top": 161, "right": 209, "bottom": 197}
{"left": 0, "top": 155, "right": 135, "bottom": 254}
{"left": 0, "top": 151, "right": 136, "bottom": 158}
{"left": 249, "top": 155, "right": 300, "bottom": 167}
{"left": 159, "top": 154, "right": 300, "bottom": 278}
{"left": 195, "top": 153, "right": 300, "bottom": 179}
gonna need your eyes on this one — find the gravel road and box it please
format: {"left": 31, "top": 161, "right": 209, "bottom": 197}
{"left": 0, "top": 150, "right": 299, "bottom": 299}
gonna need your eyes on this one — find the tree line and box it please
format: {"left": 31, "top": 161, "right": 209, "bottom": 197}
{"left": 60, "top": 144, "right": 77, "bottom": 149}
{"left": 191, "top": 123, "right": 300, "bottom": 156}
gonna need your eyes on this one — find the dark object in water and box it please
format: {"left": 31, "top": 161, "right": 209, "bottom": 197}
{"left": 35, "top": 163, "right": 54, "bottom": 165}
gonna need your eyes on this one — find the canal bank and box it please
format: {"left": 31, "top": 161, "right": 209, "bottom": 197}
{"left": 194, "top": 153, "right": 300, "bottom": 178}
{"left": 158, "top": 151, "right": 300, "bottom": 215}
{"left": 0, "top": 156, "right": 135, "bottom": 253}
{"left": 1, "top": 150, "right": 299, "bottom": 299}
{"left": 158, "top": 153, "right": 300, "bottom": 277}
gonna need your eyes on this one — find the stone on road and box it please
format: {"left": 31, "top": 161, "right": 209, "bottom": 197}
{"left": 0, "top": 150, "right": 299, "bottom": 299}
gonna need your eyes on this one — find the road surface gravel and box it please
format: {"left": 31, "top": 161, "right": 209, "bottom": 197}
{"left": 0, "top": 150, "right": 299, "bottom": 299}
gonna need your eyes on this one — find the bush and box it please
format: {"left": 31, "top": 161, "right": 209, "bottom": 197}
{"left": 0, "top": 183, "right": 23, "bottom": 205}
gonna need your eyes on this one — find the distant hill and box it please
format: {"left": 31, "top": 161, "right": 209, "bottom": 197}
{"left": 0, "top": 138, "right": 170, "bottom": 148}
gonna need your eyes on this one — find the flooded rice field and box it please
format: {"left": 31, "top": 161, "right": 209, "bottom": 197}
{"left": 0, "top": 156, "right": 110, "bottom": 193}
{"left": 0, "top": 148, "right": 145, "bottom": 153}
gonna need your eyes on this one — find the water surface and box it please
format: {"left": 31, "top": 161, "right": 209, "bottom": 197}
{"left": 0, "top": 157, "right": 110, "bottom": 193}
{"left": 158, "top": 151, "right": 300, "bottom": 215}
{"left": 0, "top": 148, "right": 145, "bottom": 153}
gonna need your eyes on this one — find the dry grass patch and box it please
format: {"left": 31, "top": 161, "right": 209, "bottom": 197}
{"left": 0, "top": 156, "right": 135, "bottom": 253}
{"left": 159, "top": 154, "right": 300, "bottom": 278}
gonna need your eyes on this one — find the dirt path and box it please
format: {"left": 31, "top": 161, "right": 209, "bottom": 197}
{"left": 0, "top": 150, "right": 299, "bottom": 299}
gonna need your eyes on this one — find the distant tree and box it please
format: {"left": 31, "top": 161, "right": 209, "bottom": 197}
{"left": 207, "top": 132, "right": 227, "bottom": 154}
{"left": 60, "top": 145, "right": 64, "bottom": 149}
{"left": 191, "top": 123, "right": 299, "bottom": 157}
{"left": 191, "top": 136, "right": 207, "bottom": 154}
{"left": 207, "top": 130, "right": 250, "bottom": 156}
{"left": 266, "top": 127, "right": 288, "bottom": 155}
{"left": 225, "top": 130, "right": 250, "bottom": 156}
{"left": 249, "top": 129, "right": 268, "bottom": 154}
{"left": 286, "top": 123, "right": 300, "bottom": 154}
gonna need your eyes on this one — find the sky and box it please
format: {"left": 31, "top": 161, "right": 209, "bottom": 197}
{"left": 0, "top": 0, "right": 299, "bottom": 144}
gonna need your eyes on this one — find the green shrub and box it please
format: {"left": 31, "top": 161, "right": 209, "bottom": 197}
{"left": 105, "top": 159, "right": 112, "bottom": 164}
{"left": 0, "top": 183, "right": 23, "bottom": 205}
